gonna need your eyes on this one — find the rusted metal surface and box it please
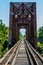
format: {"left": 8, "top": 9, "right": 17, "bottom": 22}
{"left": 9, "top": 2, "right": 37, "bottom": 48}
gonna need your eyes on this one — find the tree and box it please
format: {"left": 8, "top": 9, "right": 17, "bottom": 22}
{"left": 0, "top": 20, "right": 9, "bottom": 58}
{"left": 19, "top": 33, "right": 22, "bottom": 39}
{"left": 37, "top": 26, "right": 43, "bottom": 44}
{"left": 37, "top": 26, "right": 43, "bottom": 54}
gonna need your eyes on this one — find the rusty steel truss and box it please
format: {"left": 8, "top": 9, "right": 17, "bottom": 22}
{"left": 9, "top": 2, "right": 37, "bottom": 48}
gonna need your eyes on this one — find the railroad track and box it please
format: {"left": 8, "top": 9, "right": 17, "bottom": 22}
{"left": 25, "top": 40, "right": 43, "bottom": 65}
{"left": 0, "top": 40, "right": 21, "bottom": 65}
{"left": 0, "top": 39, "right": 43, "bottom": 65}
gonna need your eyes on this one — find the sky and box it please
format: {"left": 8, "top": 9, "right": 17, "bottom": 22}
{"left": 20, "top": 28, "right": 26, "bottom": 36}
{"left": 0, "top": 0, "right": 43, "bottom": 32}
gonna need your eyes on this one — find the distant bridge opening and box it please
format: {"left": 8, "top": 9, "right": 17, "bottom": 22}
{"left": 19, "top": 28, "right": 26, "bottom": 39}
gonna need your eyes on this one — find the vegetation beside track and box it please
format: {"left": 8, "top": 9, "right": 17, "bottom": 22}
{"left": 0, "top": 20, "right": 43, "bottom": 58}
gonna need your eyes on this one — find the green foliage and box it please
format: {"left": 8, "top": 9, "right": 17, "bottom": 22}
{"left": 19, "top": 33, "right": 26, "bottom": 39}
{"left": 37, "top": 26, "right": 43, "bottom": 54}
{"left": 37, "top": 42, "right": 43, "bottom": 54}
{"left": 19, "top": 33, "right": 22, "bottom": 39}
{"left": 0, "top": 20, "right": 9, "bottom": 58}
{"left": 37, "top": 26, "right": 43, "bottom": 44}
{"left": 22, "top": 34, "right": 26, "bottom": 39}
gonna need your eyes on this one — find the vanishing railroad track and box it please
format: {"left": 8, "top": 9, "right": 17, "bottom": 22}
{"left": 0, "top": 39, "right": 43, "bottom": 65}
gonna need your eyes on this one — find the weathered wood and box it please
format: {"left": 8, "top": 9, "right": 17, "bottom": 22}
{"left": 12, "top": 40, "right": 29, "bottom": 65}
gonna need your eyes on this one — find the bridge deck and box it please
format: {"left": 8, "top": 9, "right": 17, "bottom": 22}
{"left": 13, "top": 40, "right": 29, "bottom": 65}
{"left": 0, "top": 40, "right": 43, "bottom": 65}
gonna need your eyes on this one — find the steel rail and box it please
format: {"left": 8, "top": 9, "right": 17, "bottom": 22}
{"left": 25, "top": 40, "right": 43, "bottom": 65}
{"left": 0, "top": 40, "right": 43, "bottom": 65}
{"left": 0, "top": 40, "right": 21, "bottom": 65}
{"left": 5, "top": 41, "right": 20, "bottom": 65}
